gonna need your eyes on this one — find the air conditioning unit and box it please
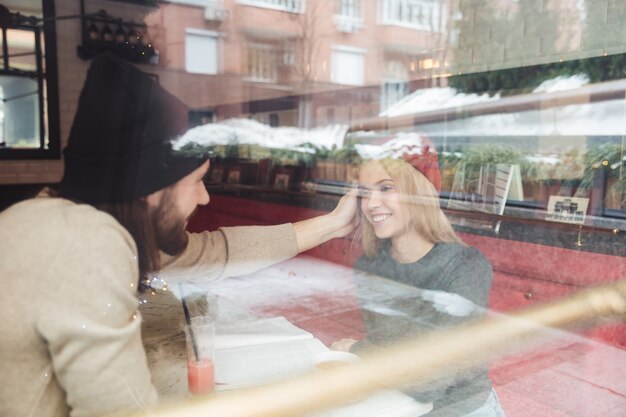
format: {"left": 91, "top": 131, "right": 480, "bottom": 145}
{"left": 204, "top": 7, "right": 227, "bottom": 22}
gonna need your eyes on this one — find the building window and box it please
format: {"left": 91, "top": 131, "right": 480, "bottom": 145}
{"left": 246, "top": 43, "right": 278, "bottom": 83}
{"left": 334, "top": 0, "right": 363, "bottom": 32}
{"left": 381, "top": 81, "right": 408, "bottom": 111}
{"left": 1, "top": 76, "right": 39, "bottom": 147}
{"left": 188, "top": 110, "right": 215, "bottom": 128}
{"left": 380, "top": 60, "right": 409, "bottom": 111}
{"left": 0, "top": 1, "right": 60, "bottom": 159}
{"left": 269, "top": 113, "right": 279, "bottom": 127}
{"left": 185, "top": 29, "right": 219, "bottom": 75}
{"left": 331, "top": 46, "right": 365, "bottom": 86}
{"left": 326, "top": 107, "right": 335, "bottom": 124}
{"left": 237, "top": 0, "right": 304, "bottom": 13}
{"left": 380, "top": 0, "right": 442, "bottom": 31}
{"left": 337, "top": 0, "right": 361, "bottom": 19}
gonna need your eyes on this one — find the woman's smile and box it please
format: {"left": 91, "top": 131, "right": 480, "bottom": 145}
{"left": 371, "top": 213, "right": 392, "bottom": 223}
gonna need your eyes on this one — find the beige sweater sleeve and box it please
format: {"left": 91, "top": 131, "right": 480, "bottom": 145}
{"left": 159, "top": 223, "right": 298, "bottom": 283}
{"left": 37, "top": 206, "right": 158, "bottom": 417}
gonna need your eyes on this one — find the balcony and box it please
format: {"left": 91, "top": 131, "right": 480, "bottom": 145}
{"left": 237, "top": 0, "right": 304, "bottom": 14}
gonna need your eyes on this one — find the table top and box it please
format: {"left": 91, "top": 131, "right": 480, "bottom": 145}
{"left": 138, "top": 267, "right": 436, "bottom": 417}
{"left": 139, "top": 255, "right": 626, "bottom": 417}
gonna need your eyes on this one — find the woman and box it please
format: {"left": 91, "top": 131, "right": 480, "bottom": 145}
{"left": 333, "top": 145, "right": 506, "bottom": 417}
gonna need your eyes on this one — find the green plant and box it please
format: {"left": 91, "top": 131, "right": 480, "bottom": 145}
{"left": 449, "top": 53, "right": 626, "bottom": 96}
{"left": 461, "top": 145, "right": 538, "bottom": 183}
{"left": 579, "top": 144, "right": 622, "bottom": 188}
{"left": 328, "top": 142, "right": 362, "bottom": 164}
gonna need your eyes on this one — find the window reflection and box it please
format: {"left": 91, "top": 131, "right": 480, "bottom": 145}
{"left": 0, "top": 76, "right": 39, "bottom": 148}
{"left": 331, "top": 46, "right": 365, "bottom": 86}
{"left": 246, "top": 42, "right": 278, "bottom": 82}
{"left": 0, "top": 1, "right": 54, "bottom": 155}
{"left": 185, "top": 29, "right": 219, "bottom": 75}
{"left": 336, "top": 0, "right": 361, "bottom": 19}
{"left": 0, "top": 25, "right": 42, "bottom": 149}
{"left": 133, "top": 0, "right": 626, "bottom": 221}
{"left": 3, "top": 1, "right": 626, "bottom": 416}
{"left": 1, "top": 29, "right": 37, "bottom": 71}
{"left": 381, "top": 0, "right": 444, "bottom": 31}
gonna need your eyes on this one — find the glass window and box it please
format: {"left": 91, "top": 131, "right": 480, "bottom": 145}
{"left": 331, "top": 46, "right": 365, "bottom": 85}
{"left": 5, "top": 1, "right": 626, "bottom": 417}
{"left": 337, "top": 0, "right": 361, "bottom": 19}
{"left": 380, "top": 0, "right": 442, "bottom": 31}
{"left": 0, "top": 1, "right": 59, "bottom": 158}
{"left": 0, "top": 76, "right": 40, "bottom": 148}
{"left": 381, "top": 59, "right": 409, "bottom": 111}
{"left": 381, "top": 80, "right": 408, "bottom": 111}
{"left": 185, "top": 29, "right": 218, "bottom": 75}
{"left": 245, "top": 42, "right": 278, "bottom": 82}
{"left": 4, "top": 29, "right": 38, "bottom": 71}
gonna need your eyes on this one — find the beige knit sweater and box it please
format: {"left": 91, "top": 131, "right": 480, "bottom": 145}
{"left": 0, "top": 197, "right": 297, "bottom": 417}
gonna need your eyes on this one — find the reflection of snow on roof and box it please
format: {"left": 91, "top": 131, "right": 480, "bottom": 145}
{"left": 355, "top": 132, "right": 435, "bottom": 159}
{"left": 173, "top": 118, "right": 348, "bottom": 151}
{"left": 532, "top": 74, "right": 589, "bottom": 93}
{"left": 380, "top": 75, "right": 590, "bottom": 119}
{"left": 380, "top": 87, "right": 500, "bottom": 118}
{"left": 526, "top": 155, "right": 560, "bottom": 165}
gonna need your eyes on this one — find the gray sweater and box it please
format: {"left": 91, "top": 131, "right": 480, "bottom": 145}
{"left": 354, "top": 242, "right": 494, "bottom": 417}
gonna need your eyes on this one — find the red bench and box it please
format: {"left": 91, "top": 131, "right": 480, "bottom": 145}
{"left": 459, "top": 233, "right": 626, "bottom": 348}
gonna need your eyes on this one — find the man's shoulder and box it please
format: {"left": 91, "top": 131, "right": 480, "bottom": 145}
{"left": 4, "top": 196, "right": 84, "bottom": 215}
{"left": 1, "top": 197, "right": 125, "bottom": 237}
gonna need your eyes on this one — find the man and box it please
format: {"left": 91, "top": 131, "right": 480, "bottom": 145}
{"left": 0, "top": 52, "right": 356, "bottom": 417}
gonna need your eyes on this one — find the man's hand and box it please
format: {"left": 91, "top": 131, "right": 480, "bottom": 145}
{"left": 293, "top": 187, "right": 358, "bottom": 253}
{"left": 328, "top": 187, "right": 358, "bottom": 238}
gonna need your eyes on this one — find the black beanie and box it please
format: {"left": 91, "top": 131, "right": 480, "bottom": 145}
{"left": 59, "top": 52, "right": 208, "bottom": 204}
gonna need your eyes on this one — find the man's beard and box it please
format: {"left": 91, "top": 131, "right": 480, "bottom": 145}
{"left": 152, "top": 191, "right": 190, "bottom": 256}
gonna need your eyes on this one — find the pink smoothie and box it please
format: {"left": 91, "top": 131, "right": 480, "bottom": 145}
{"left": 187, "top": 359, "right": 215, "bottom": 395}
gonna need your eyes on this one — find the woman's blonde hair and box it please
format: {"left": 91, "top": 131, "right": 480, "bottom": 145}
{"left": 359, "top": 158, "right": 463, "bottom": 257}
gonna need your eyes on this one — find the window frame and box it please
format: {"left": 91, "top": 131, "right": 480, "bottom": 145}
{"left": 337, "top": 0, "right": 361, "bottom": 19}
{"left": 331, "top": 45, "right": 366, "bottom": 86}
{"left": 185, "top": 28, "right": 220, "bottom": 75}
{"left": 0, "top": 0, "right": 61, "bottom": 160}
{"left": 379, "top": 0, "right": 441, "bottom": 32}
{"left": 244, "top": 42, "right": 279, "bottom": 83}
